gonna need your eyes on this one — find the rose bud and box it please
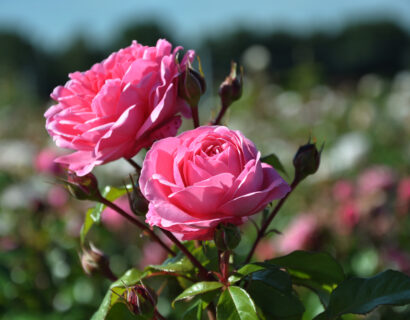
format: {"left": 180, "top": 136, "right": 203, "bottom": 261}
{"left": 127, "top": 185, "right": 149, "bottom": 216}
{"left": 214, "top": 223, "right": 241, "bottom": 251}
{"left": 66, "top": 172, "right": 100, "bottom": 201}
{"left": 218, "top": 61, "right": 243, "bottom": 108}
{"left": 293, "top": 140, "right": 323, "bottom": 182}
{"left": 122, "top": 283, "right": 157, "bottom": 318}
{"left": 80, "top": 244, "right": 111, "bottom": 277}
{"left": 178, "top": 61, "right": 206, "bottom": 108}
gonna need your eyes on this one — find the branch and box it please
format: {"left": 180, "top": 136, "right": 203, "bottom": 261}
{"left": 97, "top": 196, "right": 176, "bottom": 256}
{"left": 244, "top": 179, "right": 299, "bottom": 264}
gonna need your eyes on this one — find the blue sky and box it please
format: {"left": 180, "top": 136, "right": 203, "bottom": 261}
{"left": 1, "top": 0, "right": 410, "bottom": 51}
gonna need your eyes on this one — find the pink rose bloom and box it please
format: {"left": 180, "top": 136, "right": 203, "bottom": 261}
{"left": 358, "top": 166, "right": 394, "bottom": 195}
{"left": 45, "top": 39, "right": 194, "bottom": 176}
{"left": 277, "top": 214, "right": 318, "bottom": 254}
{"left": 139, "top": 126, "right": 290, "bottom": 240}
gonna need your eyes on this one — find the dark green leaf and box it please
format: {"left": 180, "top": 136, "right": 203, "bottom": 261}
{"left": 229, "top": 263, "right": 266, "bottom": 284}
{"left": 248, "top": 280, "right": 304, "bottom": 320}
{"left": 250, "top": 267, "right": 293, "bottom": 294}
{"left": 80, "top": 185, "right": 131, "bottom": 244}
{"left": 270, "top": 251, "right": 345, "bottom": 287}
{"left": 217, "top": 286, "right": 258, "bottom": 320}
{"left": 91, "top": 268, "right": 147, "bottom": 320}
{"left": 314, "top": 270, "right": 410, "bottom": 320}
{"left": 173, "top": 281, "right": 223, "bottom": 306}
{"left": 261, "top": 153, "right": 288, "bottom": 177}
{"left": 182, "top": 299, "right": 204, "bottom": 320}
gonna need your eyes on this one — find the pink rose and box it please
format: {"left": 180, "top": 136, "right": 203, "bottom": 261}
{"left": 45, "top": 39, "right": 195, "bottom": 176}
{"left": 139, "top": 126, "right": 290, "bottom": 240}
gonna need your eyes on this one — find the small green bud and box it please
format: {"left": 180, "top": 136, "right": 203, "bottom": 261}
{"left": 66, "top": 172, "right": 100, "bottom": 200}
{"left": 178, "top": 62, "right": 206, "bottom": 108}
{"left": 214, "top": 223, "right": 241, "bottom": 251}
{"left": 127, "top": 185, "right": 148, "bottom": 217}
{"left": 293, "top": 140, "right": 323, "bottom": 182}
{"left": 218, "top": 62, "right": 243, "bottom": 107}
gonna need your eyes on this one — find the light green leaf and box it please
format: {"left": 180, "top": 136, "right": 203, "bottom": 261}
{"left": 147, "top": 252, "right": 194, "bottom": 273}
{"left": 314, "top": 270, "right": 410, "bottom": 319}
{"left": 261, "top": 153, "right": 288, "bottom": 177}
{"left": 229, "top": 263, "right": 265, "bottom": 284}
{"left": 217, "top": 286, "right": 258, "bottom": 320}
{"left": 173, "top": 281, "right": 223, "bottom": 306}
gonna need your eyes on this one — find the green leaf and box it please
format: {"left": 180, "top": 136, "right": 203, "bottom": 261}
{"left": 173, "top": 281, "right": 223, "bottom": 306}
{"left": 270, "top": 251, "right": 345, "bottom": 287}
{"left": 314, "top": 270, "right": 410, "bottom": 320}
{"left": 229, "top": 263, "right": 266, "bottom": 284}
{"left": 217, "top": 286, "right": 258, "bottom": 320}
{"left": 80, "top": 185, "right": 131, "bottom": 244}
{"left": 248, "top": 281, "right": 304, "bottom": 320}
{"left": 250, "top": 266, "right": 293, "bottom": 294}
{"left": 261, "top": 153, "right": 288, "bottom": 177}
{"left": 182, "top": 299, "right": 205, "bottom": 320}
{"left": 147, "top": 252, "right": 194, "bottom": 273}
{"left": 91, "top": 268, "right": 147, "bottom": 320}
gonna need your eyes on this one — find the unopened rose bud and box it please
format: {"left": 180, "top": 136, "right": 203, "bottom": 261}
{"left": 128, "top": 185, "right": 148, "bottom": 216}
{"left": 178, "top": 62, "right": 206, "bottom": 108}
{"left": 293, "top": 140, "right": 323, "bottom": 182}
{"left": 218, "top": 62, "right": 243, "bottom": 108}
{"left": 122, "top": 283, "right": 157, "bottom": 318}
{"left": 66, "top": 172, "right": 100, "bottom": 200}
{"left": 80, "top": 244, "right": 110, "bottom": 277}
{"left": 214, "top": 223, "right": 241, "bottom": 251}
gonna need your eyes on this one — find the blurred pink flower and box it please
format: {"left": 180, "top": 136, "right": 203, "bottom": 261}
{"left": 34, "top": 148, "right": 63, "bottom": 176}
{"left": 338, "top": 201, "right": 360, "bottom": 230}
{"left": 398, "top": 178, "right": 410, "bottom": 203}
{"left": 254, "top": 239, "right": 276, "bottom": 260}
{"left": 101, "top": 196, "right": 130, "bottom": 231}
{"left": 139, "top": 241, "right": 169, "bottom": 269}
{"left": 332, "top": 180, "right": 354, "bottom": 202}
{"left": 277, "top": 214, "right": 318, "bottom": 254}
{"left": 47, "top": 185, "right": 69, "bottom": 208}
{"left": 358, "top": 166, "right": 394, "bottom": 195}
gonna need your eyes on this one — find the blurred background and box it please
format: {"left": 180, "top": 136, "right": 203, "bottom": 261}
{"left": 1, "top": 0, "right": 410, "bottom": 319}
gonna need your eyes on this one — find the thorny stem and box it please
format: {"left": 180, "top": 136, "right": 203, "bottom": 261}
{"left": 97, "top": 195, "right": 176, "bottom": 256}
{"left": 244, "top": 179, "right": 300, "bottom": 264}
{"left": 160, "top": 230, "right": 213, "bottom": 281}
{"left": 191, "top": 105, "right": 200, "bottom": 128}
{"left": 212, "top": 101, "right": 229, "bottom": 125}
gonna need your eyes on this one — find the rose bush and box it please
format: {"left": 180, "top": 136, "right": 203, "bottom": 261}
{"left": 45, "top": 39, "right": 194, "bottom": 176}
{"left": 139, "top": 125, "right": 290, "bottom": 240}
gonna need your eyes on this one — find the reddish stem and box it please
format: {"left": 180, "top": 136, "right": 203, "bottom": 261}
{"left": 244, "top": 180, "right": 299, "bottom": 264}
{"left": 212, "top": 102, "right": 228, "bottom": 125}
{"left": 98, "top": 196, "right": 176, "bottom": 256}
